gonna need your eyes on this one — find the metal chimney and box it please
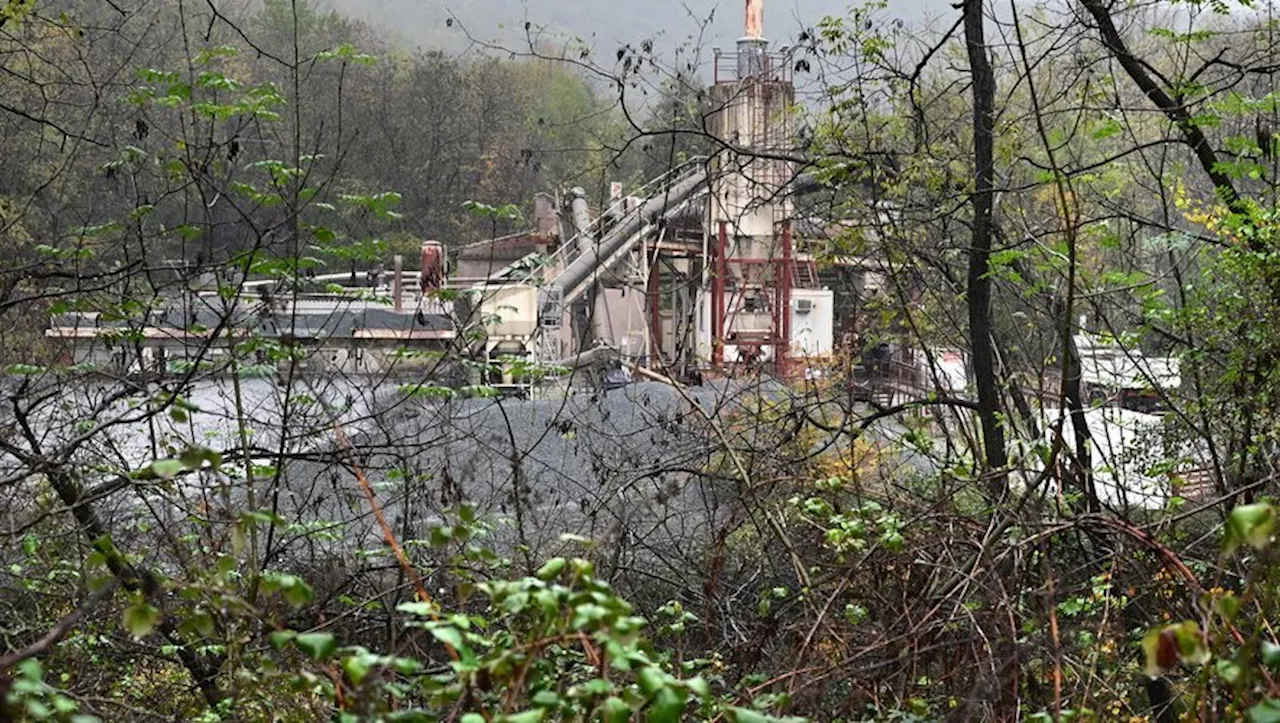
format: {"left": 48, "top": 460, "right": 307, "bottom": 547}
{"left": 420, "top": 241, "right": 444, "bottom": 293}
{"left": 745, "top": 0, "right": 763, "bottom": 39}
{"left": 738, "top": 0, "right": 768, "bottom": 78}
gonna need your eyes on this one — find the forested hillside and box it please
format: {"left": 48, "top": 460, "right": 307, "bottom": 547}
{"left": 0, "top": 0, "right": 650, "bottom": 277}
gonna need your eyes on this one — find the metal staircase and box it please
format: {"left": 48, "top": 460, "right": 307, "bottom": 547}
{"left": 793, "top": 257, "right": 819, "bottom": 289}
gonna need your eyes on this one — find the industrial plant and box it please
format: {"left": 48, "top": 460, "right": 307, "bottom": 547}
{"left": 47, "top": 0, "right": 860, "bottom": 397}
{"left": 43, "top": 0, "right": 1174, "bottom": 419}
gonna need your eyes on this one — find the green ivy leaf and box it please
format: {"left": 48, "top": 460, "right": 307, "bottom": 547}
{"left": 501, "top": 711, "right": 544, "bottom": 723}
{"left": 1248, "top": 699, "right": 1280, "bottom": 723}
{"left": 282, "top": 577, "right": 313, "bottom": 607}
{"left": 429, "top": 625, "right": 477, "bottom": 668}
{"left": 1216, "top": 659, "right": 1243, "bottom": 685}
{"left": 17, "top": 657, "right": 42, "bottom": 681}
{"left": 648, "top": 686, "right": 687, "bottom": 723}
{"left": 294, "top": 632, "right": 337, "bottom": 660}
{"left": 147, "top": 459, "right": 185, "bottom": 480}
{"left": 535, "top": 557, "right": 566, "bottom": 581}
{"left": 122, "top": 601, "right": 161, "bottom": 638}
{"left": 1262, "top": 640, "right": 1280, "bottom": 669}
{"left": 343, "top": 653, "right": 373, "bottom": 685}
{"left": 264, "top": 573, "right": 314, "bottom": 607}
{"left": 503, "top": 591, "right": 530, "bottom": 614}
{"left": 1214, "top": 592, "right": 1241, "bottom": 621}
{"left": 531, "top": 690, "right": 561, "bottom": 707}
{"left": 599, "top": 697, "right": 632, "bottom": 723}
{"left": 429, "top": 625, "right": 463, "bottom": 650}
{"left": 187, "top": 611, "right": 215, "bottom": 638}
{"left": 637, "top": 665, "right": 666, "bottom": 695}
{"left": 1224, "top": 503, "right": 1275, "bottom": 554}
{"left": 396, "top": 601, "right": 438, "bottom": 617}
{"left": 179, "top": 446, "right": 222, "bottom": 471}
{"left": 581, "top": 678, "right": 614, "bottom": 696}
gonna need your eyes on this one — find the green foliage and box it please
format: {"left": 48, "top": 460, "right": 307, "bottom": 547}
{"left": 294, "top": 632, "right": 338, "bottom": 661}
{"left": 1225, "top": 503, "right": 1276, "bottom": 555}
{"left": 8, "top": 1, "right": 1280, "bottom": 722}
{"left": 1136, "top": 503, "right": 1278, "bottom": 717}
{"left": 255, "top": 545, "right": 803, "bottom": 721}
{"left": 4, "top": 659, "right": 99, "bottom": 722}
{"left": 122, "top": 599, "right": 162, "bottom": 639}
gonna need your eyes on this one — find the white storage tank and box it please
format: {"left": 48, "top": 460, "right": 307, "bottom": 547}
{"left": 471, "top": 285, "right": 539, "bottom": 339}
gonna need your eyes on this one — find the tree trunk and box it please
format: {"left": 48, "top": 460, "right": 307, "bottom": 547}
{"left": 1079, "top": 0, "right": 1244, "bottom": 216}
{"left": 964, "top": 0, "right": 1008, "bottom": 496}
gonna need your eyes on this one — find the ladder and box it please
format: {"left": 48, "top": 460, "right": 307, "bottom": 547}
{"left": 792, "top": 258, "right": 819, "bottom": 289}
{"left": 872, "top": 389, "right": 895, "bottom": 408}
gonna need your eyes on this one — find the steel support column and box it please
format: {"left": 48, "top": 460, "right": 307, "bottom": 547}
{"left": 777, "top": 221, "right": 793, "bottom": 376}
{"left": 647, "top": 257, "right": 662, "bottom": 366}
{"left": 712, "top": 221, "right": 727, "bottom": 366}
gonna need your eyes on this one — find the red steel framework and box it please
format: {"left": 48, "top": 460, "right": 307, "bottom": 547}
{"left": 647, "top": 255, "right": 662, "bottom": 366}
{"left": 710, "top": 220, "right": 793, "bottom": 375}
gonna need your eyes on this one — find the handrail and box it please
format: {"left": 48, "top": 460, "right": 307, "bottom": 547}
{"left": 548, "top": 169, "right": 709, "bottom": 308}
{"left": 507, "top": 157, "right": 710, "bottom": 288}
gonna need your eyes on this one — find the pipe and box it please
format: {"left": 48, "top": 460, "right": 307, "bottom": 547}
{"left": 778, "top": 221, "right": 793, "bottom": 376}
{"left": 745, "top": 0, "right": 763, "bottom": 39}
{"left": 568, "top": 187, "right": 594, "bottom": 253}
{"left": 547, "top": 345, "right": 619, "bottom": 372}
{"left": 566, "top": 187, "right": 611, "bottom": 346}
{"left": 548, "top": 168, "right": 708, "bottom": 309}
{"left": 624, "top": 359, "right": 684, "bottom": 388}
{"left": 712, "top": 221, "right": 727, "bottom": 366}
{"left": 420, "top": 241, "right": 444, "bottom": 293}
{"left": 647, "top": 256, "right": 662, "bottom": 365}
{"left": 392, "top": 254, "right": 403, "bottom": 312}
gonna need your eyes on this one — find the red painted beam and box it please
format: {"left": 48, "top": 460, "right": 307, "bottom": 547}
{"left": 778, "top": 221, "right": 793, "bottom": 377}
{"left": 647, "top": 257, "right": 662, "bottom": 367}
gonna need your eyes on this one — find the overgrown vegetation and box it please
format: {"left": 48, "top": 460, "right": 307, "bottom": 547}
{"left": 0, "top": 0, "right": 1278, "bottom": 721}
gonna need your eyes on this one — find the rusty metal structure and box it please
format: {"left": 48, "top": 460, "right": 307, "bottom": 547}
{"left": 420, "top": 241, "right": 444, "bottom": 292}
{"left": 46, "top": 0, "right": 835, "bottom": 391}
{"left": 499, "top": 0, "right": 833, "bottom": 385}
{"left": 703, "top": 23, "right": 804, "bottom": 374}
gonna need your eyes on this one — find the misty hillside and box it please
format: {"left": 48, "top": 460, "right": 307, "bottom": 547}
{"left": 326, "top": 0, "right": 954, "bottom": 54}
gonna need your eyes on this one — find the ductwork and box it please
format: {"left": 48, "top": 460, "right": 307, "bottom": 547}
{"left": 546, "top": 344, "right": 619, "bottom": 372}
{"left": 535, "top": 164, "right": 817, "bottom": 330}
{"left": 546, "top": 168, "right": 709, "bottom": 311}
{"left": 564, "top": 187, "right": 607, "bottom": 345}
{"left": 568, "top": 187, "right": 594, "bottom": 254}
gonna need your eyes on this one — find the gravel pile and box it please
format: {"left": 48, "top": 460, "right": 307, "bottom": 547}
{"left": 288, "top": 381, "right": 766, "bottom": 566}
